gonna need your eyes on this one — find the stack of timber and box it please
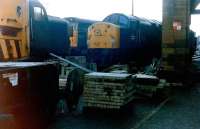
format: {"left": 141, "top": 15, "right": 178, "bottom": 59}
{"left": 83, "top": 72, "right": 136, "bottom": 109}
{"left": 132, "top": 74, "right": 169, "bottom": 96}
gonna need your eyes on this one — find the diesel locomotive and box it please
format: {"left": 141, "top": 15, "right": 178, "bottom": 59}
{"left": 87, "top": 13, "right": 162, "bottom": 70}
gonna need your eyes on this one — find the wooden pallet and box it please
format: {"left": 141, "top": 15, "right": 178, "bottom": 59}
{"left": 83, "top": 72, "right": 136, "bottom": 109}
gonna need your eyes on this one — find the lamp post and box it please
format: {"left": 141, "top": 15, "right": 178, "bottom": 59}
{"left": 132, "top": 0, "right": 134, "bottom": 16}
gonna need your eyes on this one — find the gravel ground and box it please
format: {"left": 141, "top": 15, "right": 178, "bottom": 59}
{"left": 48, "top": 85, "right": 200, "bottom": 129}
{"left": 48, "top": 96, "right": 166, "bottom": 129}
{"left": 138, "top": 86, "right": 200, "bottom": 129}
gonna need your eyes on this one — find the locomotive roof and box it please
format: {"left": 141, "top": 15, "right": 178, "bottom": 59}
{"left": 64, "top": 17, "right": 96, "bottom": 24}
{"left": 48, "top": 15, "right": 67, "bottom": 23}
{"left": 103, "top": 13, "right": 161, "bottom": 27}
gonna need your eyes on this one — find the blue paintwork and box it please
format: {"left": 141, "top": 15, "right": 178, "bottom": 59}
{"left": 29, "top": 0, "right": 69, "bottom": 59}
{"left": 64, "top": 17, "right": 96, "bottom": 57}
{"left": 87, "top": 13, "right": 162, "bottom": 70}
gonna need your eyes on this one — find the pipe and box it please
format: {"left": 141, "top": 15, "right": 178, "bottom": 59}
{"left": 49, "top": 53, "right": 93, "bottom": 73}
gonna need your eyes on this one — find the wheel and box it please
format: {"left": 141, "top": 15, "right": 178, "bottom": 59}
{"left": 64, "top": 69, "right": 84, "bottom": 112}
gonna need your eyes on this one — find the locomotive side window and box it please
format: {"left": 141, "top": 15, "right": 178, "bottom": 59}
{"left": 110, "top": 15, "right": 118, "bottom": 24}
{"left": 33, "top": 7, "right": 45, "bottom": 21}
{"left": 104, "top": 17, "right": 111, "bottom": 22}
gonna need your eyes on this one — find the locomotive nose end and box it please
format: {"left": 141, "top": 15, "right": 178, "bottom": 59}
{"left": 88, "top": 22, "right": 120, "bottom": 49}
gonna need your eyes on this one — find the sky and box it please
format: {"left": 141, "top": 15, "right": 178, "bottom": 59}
{"left": 39, "top": 0, "right": 200, "bottom": 36}
{"left": 39, "top": 0, "right": 162, "bottom": 20}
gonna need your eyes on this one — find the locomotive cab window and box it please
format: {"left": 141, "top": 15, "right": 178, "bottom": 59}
{"left": 33, "top": 7, "right": 45, "bottom": 21}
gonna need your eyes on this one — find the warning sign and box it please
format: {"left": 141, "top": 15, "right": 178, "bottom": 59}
{"left": 173, "top": 21, "right": 182, "bottom": 31}
{"left": 2, "top": 73, "right": 18, "bottom": 87}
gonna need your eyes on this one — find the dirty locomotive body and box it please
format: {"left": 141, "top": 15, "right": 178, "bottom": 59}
{"left": 87, "top": 13, "right": 162, "bottom": 71}
{"left": 58, "top": 13, "right": 196, "bottom": 73}
{"left": 51, "top": 14, "right": 162, "bottom": 72}
{"left": 63, "top": 14, "right": 162, "bottom": 71}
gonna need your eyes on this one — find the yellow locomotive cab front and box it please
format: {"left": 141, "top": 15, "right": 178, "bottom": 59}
{"left": 88, "top": 22, "right": 120, "bottom": 49}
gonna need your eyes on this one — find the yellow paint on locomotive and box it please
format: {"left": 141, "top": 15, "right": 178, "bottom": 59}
{"left": 0, "top": 0, "right": 29, "bottom": 61}
{"left": 70, "top": 30, "right": 78, "bottom": 48}
{"left": 87, "top": 22, "right": 120, "bottom": 49}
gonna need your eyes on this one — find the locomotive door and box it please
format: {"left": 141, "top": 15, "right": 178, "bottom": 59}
{"left": 129, "top": 20, "right": 138, "bottom": 48}
{"left": 29, "top": 1, "right": 49, "bottom": 57}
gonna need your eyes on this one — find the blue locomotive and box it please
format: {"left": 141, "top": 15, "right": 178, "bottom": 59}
{"left": 87, "top": 13, "right": 162, "bottom": 70}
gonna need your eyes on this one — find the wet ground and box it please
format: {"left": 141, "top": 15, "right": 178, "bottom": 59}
{"left": 138, "top": 86, "right": 200, "bottom": 129}
{"left": 48, "top": 85, "right": 200, "bottom": 129}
